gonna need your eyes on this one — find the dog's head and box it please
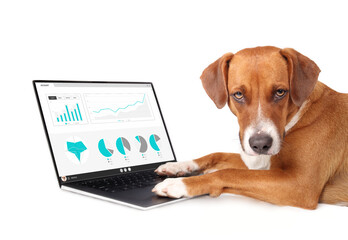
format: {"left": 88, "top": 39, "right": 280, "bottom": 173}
{"left": 201, "top": 46, "right": 320, "bottom": 156}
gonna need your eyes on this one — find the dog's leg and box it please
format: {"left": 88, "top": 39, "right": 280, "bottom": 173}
{"left": 196, "top": 152, "right": 248, "bottom": 174}
{"left": 153, "top": 168, "right": 321, "bottom": 209}
{"left": 155, "top": 152, "right": 247, "bottom": 177}
{"left": 189, "top": 169, "right": 321, "bottom": 209}
{"left": 319, "top": 175, "right": 348, "bottom": 206}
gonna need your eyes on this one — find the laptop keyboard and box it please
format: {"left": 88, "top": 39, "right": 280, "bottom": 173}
{"left": 75, "top": 170, "right": 166, "bottom": 193}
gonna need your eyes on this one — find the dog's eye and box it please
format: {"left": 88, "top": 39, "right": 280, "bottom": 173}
{"left": 275, "top": 89, "right": 287, "bottom": 98}
{"left": 233, "top": 91, "right": 244, "bottom": 100}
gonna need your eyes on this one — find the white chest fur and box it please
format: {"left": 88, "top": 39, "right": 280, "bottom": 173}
{"left": 240, "top": 150, "right": 271, "bottom": 170}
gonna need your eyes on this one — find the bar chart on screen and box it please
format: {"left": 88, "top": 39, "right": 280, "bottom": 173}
{"left": 47, "top": 94, "right": 88, "bottom": 126}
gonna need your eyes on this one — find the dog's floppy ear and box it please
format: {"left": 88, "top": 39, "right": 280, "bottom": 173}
{"left": 280, "top": 48, "right": 321, "bottom": 107}
{"left": 200, "top": 53, "right": 234, "bottom": 109}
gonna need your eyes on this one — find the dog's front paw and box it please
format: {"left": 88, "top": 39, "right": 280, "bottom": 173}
{"left": 154, "top": 161, "right": 199, "bottom": 177}
{"left": 152, "top": 178, "right": 189, "bottom": 198}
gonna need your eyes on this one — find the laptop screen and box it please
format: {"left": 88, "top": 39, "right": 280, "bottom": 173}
{"left": 34, "top": 81, "right": 176, "bottom": 184}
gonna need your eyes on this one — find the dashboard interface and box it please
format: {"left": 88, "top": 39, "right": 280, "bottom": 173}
{"left": 34, "top": 82, "right": 175, "bottom": 182}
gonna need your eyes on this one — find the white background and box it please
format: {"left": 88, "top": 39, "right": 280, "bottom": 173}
{"left": 1, "top": 0, "right": 348, "bottom": 239}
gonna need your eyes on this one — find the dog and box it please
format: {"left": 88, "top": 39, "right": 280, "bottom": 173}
{"left": 152, "top": 46, "right": 348, "bottom": 209}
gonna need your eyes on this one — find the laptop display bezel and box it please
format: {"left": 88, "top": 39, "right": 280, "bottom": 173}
{"left": 33, "top": 80, "right": 177, "bottom": 187}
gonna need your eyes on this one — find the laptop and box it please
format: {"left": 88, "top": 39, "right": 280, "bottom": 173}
{"left": 33, "top": 80, "right": 186, "bottom": 210}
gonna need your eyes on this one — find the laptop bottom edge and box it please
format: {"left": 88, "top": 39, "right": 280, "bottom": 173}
{"left": 61, "top": 185, "right": 188, "bottom": 210}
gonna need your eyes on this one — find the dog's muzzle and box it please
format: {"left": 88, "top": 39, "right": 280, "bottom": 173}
{"left": 249, "top": 132, "right": 273, "bottom": 155}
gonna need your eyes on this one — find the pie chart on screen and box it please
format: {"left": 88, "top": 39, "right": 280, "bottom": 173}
{"left": 135, "top": 135, "right": 148, "bottom": 153}
{"left": 98, "top": 139, "right": 114, "bottom": 157}
{"left": 116, "top": 137, "right": 131, "bottom": 155}
{"left": 149, "top": 134, "right": 161, "bottom": 151}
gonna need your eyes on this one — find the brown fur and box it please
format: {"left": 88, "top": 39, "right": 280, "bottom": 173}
{"left": 181, "top": 46, "right": 348, "bottom": 209}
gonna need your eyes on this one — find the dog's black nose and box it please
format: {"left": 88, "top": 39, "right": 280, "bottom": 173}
{"left": 249, "top": 133, "right": 273, "bottom": 154}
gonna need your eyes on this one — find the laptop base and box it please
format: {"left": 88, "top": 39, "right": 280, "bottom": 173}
{"left": 61, "top": 184, "right": 187, "bottom": 210}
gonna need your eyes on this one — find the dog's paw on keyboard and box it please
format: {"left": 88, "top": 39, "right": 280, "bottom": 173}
{"left": 154, "top": 161, "right": 199, "bottom": 177}
{"left": 152, "top": 178, "right": 188, "bottom": 198}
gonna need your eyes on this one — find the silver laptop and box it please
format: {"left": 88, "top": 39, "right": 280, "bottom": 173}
{"left": 33, "top": 80, "right": 185, "bottom": 210}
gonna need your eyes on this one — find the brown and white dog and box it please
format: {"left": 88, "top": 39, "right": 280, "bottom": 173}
{"left": 152, "top": 46, "right": 348, "bottom": 209}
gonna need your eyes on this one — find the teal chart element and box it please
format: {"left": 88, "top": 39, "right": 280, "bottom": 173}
{"left": 98, "top": 139, "right": 114, "bottom": 157}
{"left": 47, "top": 94, "right": 87, "bottom": 126}
{"left": 67, "top": 141, "right": 87, "bottom": 161}
{"left": 92, "top": 94, "right": 146, "bottom": 114}
{"left": 135, "top": 135, "right": 148, "bottom": 153}
{"left": 116, "top": 137, "right": 131, "bottom": 155}
{"left": 149, "top": 134, "right": 161, "bottom": 151}
{"left": 85, "top": 93, "right": 154, "bottom": 124}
